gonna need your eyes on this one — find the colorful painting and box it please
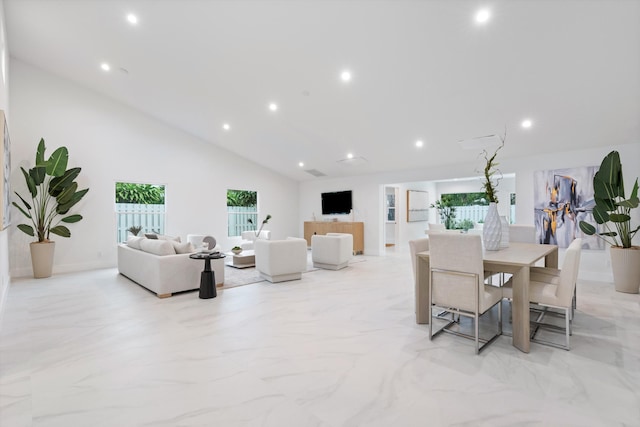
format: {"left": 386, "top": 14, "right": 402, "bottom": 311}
{"left": 534, "top": 166, "right": 602, "bottom": 249}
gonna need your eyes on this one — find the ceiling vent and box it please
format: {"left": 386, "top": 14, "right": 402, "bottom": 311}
{"left": 457, "top": 134, "right": 502, "bottom": 150}
{"left": 305, "top": 169, "right": 327, "bottom": 177}
{"left": 336, "top": 156, "right": 368, "bottom": 166}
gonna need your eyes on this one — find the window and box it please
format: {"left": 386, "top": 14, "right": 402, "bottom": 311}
{"left": 440, "top": 192, "right": 489, "bottom": 229}
{"left": 115, "top": 182, "right": 165, "bottom": 242}
{"left": 227, "top": 189, "right": 257, "bottom": 237}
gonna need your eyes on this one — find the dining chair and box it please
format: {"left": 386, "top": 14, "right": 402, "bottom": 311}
{"left": 428, "top": 233, "right": 503, "bottom": 354}
{"left": 428, "top": 223, "right": 446, "bottom": 232}
{"left": 509, "top": 224, "right": 536, "bottom": 243}
{"left": 409, "top": 237, "right": 430, "bottom": 281}
{"left": 502, "top": 238, "right": 582, "bottom": 350}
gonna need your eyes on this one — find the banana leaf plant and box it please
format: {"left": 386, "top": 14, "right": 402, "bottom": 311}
{"left": 13, "top": 138, "right": 89, "bottom": 242}
{"left": 579, "top": 150, "right": 639, "bottom": 248}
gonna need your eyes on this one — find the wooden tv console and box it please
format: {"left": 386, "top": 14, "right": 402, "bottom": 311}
{"left": 303, "top": 221, "right": 364, "bottom": 255}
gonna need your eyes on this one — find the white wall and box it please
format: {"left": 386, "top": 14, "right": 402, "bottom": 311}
{"left": 0, "top": 0, "right": 10, "bottom": 319}
{"left": 8, "top": 60, "right": 299, "bottom": 277}
{"left": 298, "top": 142, "right": 640, "bottom": 280}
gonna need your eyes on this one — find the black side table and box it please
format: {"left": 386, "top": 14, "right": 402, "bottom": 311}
{"left": 189, "top": 252, "right": 226, "bottom": 299}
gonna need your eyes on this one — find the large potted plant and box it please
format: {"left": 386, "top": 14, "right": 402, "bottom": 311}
{"left": 579, "top": 150, "right": 639, "bottom": 293}
{"left": 13, "top": 138, "right": 89, "bottom": 278}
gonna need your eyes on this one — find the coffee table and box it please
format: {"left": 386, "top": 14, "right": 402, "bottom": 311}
{"left": 226, "top": 250, "right": 255, "bottom": 269}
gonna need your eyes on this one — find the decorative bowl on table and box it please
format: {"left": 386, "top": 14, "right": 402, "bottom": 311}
{"left": 231, "top": 247, "right": 243, "bottom": 255}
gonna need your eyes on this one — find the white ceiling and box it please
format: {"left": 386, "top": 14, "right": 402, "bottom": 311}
{"left": 5, "top": 0, "right": 640, "bottom": 181}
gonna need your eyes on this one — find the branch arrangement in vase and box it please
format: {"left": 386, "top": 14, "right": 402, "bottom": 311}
{"left": 247, "top": 214, "right": 272, "bottom": 238}
{"left": 479, "top": 131, "right": 505, "bottom": 204}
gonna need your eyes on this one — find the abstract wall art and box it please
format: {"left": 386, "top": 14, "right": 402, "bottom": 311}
{"left": 533, "top": 166, "right": 602, "bottom": 249}
{"left": 0, "top": 110, "right": 10, "bottom": 231}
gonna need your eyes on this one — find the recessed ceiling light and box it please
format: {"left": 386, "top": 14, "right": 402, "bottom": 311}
{"left": 298, "top": 162, "right": 304, "bottom": 167}
{"left": 340, "top": 70, "right": 352, "bottom": 82}
{"left": 222, "top": 123, "right": 230, "bottom": 131}
{"left": 415, "top": 140, "right": 424, "bottom": 148}
{"left": 347, "top": 153, "right": 354, "bottom": 159}
{"left": 521, "top": 119, "right": 533, "bottom": 128}
{"left": 475, "top": 9, "right": 491, "bottom": 24}
{"left": 269, "top": 103, "right": 278, "bottom": 112}
{"left": 126, "top": 13, "right": 138, "bottom": 25}
{"left": 100, "top": 63, "right": 110, "bottom": 71}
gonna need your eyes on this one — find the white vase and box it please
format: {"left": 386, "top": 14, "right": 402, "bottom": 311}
{"left": 30, "top": 241, "right": 55, "bottom": 278}
{"left": 610, "top": 246, "right": 640, "bottom": 293}
{"left": 483, "top": 203, "right": 502, "bottom": 251}
{"left": 500, "top": 216, "right": 510, "bottom": 248}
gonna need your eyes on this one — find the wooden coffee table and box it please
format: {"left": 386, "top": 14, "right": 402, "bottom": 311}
{"left": 227, "top": 250, "right": 255, "bottom": 269}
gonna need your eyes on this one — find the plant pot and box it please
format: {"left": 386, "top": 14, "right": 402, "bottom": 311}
{"left": 483, "top": 202, "right": 502, "bottom": 251}
{"left": 610, "top": 246, "right": 640, "bottom": 294}
{"left": 30, "top": 241, "right": 55, "bottom": 279}
{"left": 231, "top": 248, "right": 242, "bottom": 255}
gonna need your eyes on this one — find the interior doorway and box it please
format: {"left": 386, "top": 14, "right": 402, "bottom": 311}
{"left": 384, "top": 186, "right": 399, "bottom": 247}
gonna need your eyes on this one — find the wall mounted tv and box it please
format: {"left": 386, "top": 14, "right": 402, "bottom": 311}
{"left": 321, "top": 190, "right": 352, "bottom": 215}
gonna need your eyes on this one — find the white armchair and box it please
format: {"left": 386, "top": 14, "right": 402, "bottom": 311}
{"left": 311, "top": 233, "right": 353, "bottom": 270}
{"left": 254, "top": 237, "right": 307, "bottom": 283}
{"left": 240, "top": 230, "right": 271, "bottom": 250}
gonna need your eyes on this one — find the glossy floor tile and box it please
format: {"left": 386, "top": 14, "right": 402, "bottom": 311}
{"left": 1, "top": 250, "right": 639, "bottom": 426}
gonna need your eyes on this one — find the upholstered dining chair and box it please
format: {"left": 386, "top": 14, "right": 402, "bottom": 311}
{"left": 508, "top": 224, "right": 536, "bottom": 243}
{"left": 408, "top": 237, "right": 430, "bottom": 281}
{"left": 428, "top": 233, "right": 503, "bottom": 354}
{"left": 502, "top": 238, "right": 582, "bottom": 350}
{"left": 427, "top": 223, "right": 446, "bottom": 232}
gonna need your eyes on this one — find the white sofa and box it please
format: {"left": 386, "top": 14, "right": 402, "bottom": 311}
{"left": 240, "top": 230, "right": 271, "bottom": 250}
{"left": 117, "top": 237, "right": 224, "bottom": 298}
{"left": 311, "top": 233, "right": 353, "bottom": 270}
{"left": 254, "top": 237, "right": 307, "bottom": 283}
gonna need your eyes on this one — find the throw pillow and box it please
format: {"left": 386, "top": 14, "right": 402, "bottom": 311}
{"left": 158, "top": 234, "right": 181, "bottom": 242}
{"left": 126, "top": 236, "right": 145, "bottom": 249}
{"left": 144, "top": 233, "right": 158, "bottom": 239}
{"left": 171, "top": 240, "right": 195, "bottom": 254}
{"left": 140, "top": 239, "right": 176, "bottom": 256}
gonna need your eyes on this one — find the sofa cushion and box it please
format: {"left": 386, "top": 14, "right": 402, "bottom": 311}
{"left": 140, "top": 238, "right": 176, "bottom": 256}
{"left": 171, "top": 240, "right": 195, "bottom": 254}
{"left": 127, "top": 236, "right": 145, "bottom": 249}
{"left": 159, "top": 234, "right": 181, "bottom": 242}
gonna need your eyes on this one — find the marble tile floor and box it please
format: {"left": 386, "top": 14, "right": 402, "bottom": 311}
{"left": 1, "top": 250, "right": 639, "bottom": 426}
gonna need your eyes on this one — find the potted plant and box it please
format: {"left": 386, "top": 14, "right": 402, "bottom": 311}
{"left": 128, "top": 225, "right": 142, "bottom": 236}
{"left": 231, "top": 246, "right": 243, "bottom": 255}
{"left": 579, "top": 150, "right": 639, "bottom": 293}
{"left": 13, "top": 138, "right": 89, "bottom": 278}
{"left": 478, "top": 133, "right": 505, "bottom": 250}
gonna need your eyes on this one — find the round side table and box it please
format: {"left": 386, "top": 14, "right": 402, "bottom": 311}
{"left": 189, "top": 252, "right": 226, "bottom": 299}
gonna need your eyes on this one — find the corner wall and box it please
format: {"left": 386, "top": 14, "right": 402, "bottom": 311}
{"left": 8, "top": 60, "right": 299, "bottom": 277}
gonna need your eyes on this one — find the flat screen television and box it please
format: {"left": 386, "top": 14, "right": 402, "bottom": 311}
{"left": 321, "top": 190, "right": 352, "bottom": 215}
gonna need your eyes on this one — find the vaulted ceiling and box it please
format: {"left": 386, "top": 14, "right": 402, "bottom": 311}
{"left": 5, "top": 0, "right": 640, "bottom": 181}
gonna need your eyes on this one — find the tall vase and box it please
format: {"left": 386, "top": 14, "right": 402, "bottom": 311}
{"left": 483, "top": 203, "right": 502, "bottom": 251}
{"left": 30, "top": 241, "right": 55, "bottom": 278}
{"left": 500, "top": 216, "right": 510, "bottom": 248}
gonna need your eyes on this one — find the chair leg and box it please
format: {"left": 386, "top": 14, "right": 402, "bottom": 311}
{"left": 429, "top": 304, "right": 433, "bottom": 340}
{"left": 498, "top": 299, "right": 503, "bottom": 335}
{"left": 475, "top": 312, "right": 480, "bottom": 355}
{"left": 565, "top": 307, "right": 570, "bottom": 349}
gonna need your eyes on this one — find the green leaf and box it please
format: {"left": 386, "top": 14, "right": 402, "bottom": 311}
{"left": 35, "top": 138, "right": 46, "bottom": 166}
{"left": 56, "top": 182, "right": 78, "bottom": 205}
{"left": 600, "top": 232, "right": 618, "bottom": 237}
{"left": 11, "top": 201, "right": 32, "bottom": 219}
{"left": 609, "top": 213, "right": 631, "bottom": 223}
{"left": 45, "top": 146, "right": 69, "bottom": 177}
{"left": 29, "top": 166, "right": 47, "bottom": 186}
{"left": 20, "top": 167, "right": 37, "bottom": 198}
{"left": 17, "top": 224, "right": 35, "bottom": 236}
{"left": 49, "top": 225, "right": 71, "bottom": 238}
{"left": 49, "top": 167, "right": 80, "bottom": 197}
{"left": 13, "top": 192, "right": 32, "bottom": 211}
{"left": 579, "top": 221, "right": 596, "bottom": 235}
{"left": 61, "top": 214, "right": 82, "bottom": 223}
{"left": 592, "top": 204, "right": 610, "bottom": 224}
{"left": 597, "top": 151, "right": 624, "bottom": 198}
{"left": 57, "top": 188, "right": 89, "bottom": 214}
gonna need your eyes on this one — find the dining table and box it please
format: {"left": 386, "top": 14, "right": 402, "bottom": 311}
{"left": 415, "top": 242, "right": 558, "bottom": 353}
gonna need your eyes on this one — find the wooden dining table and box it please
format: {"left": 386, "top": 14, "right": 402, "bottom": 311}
{"left": 415, "top": 242, "right": 558, "bottom": 353}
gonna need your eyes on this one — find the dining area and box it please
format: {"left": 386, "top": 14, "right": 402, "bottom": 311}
{"left": 411, "top": 225, "right": 582, "bottom": 354}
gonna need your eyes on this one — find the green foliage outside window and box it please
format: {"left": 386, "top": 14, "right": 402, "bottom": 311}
{"left": 227, "top": 189, "right": 257, "bottom": 207}
{"left": 116, "top": 183, "right": 165, "bottom": 204}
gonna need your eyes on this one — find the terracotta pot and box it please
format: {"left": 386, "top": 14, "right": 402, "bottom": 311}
{"left": 30, "top": 241, "right": 55, "bottom": 278}
{"left": 610, "top": 246, "right": 640, "bottom": 294}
